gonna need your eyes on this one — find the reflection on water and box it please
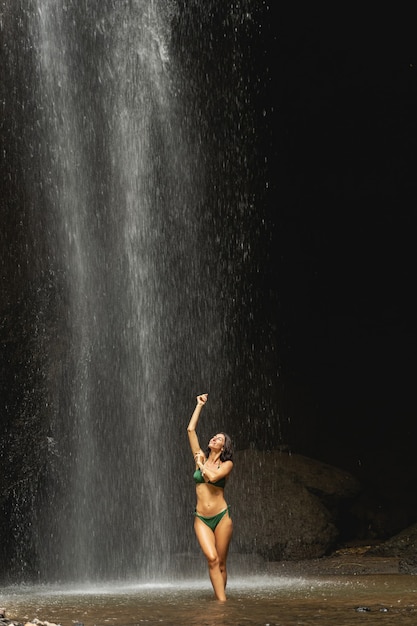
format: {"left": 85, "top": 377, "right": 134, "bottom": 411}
{"left": 2, "top": 574, "right": 417, "bottom": 626}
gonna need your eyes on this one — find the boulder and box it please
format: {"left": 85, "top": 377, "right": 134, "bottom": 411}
{"left": 367, "top": 522, "right": 417, "bottom": 573}
{"left": 228, "top": 449, "right": 361, "bottom": 561}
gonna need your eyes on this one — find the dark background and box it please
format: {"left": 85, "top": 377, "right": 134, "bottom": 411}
{"left": 172, "top": 4, "right": 416, "bottom": 528}
{"left": 261, "top": 10, "right": 416, "bottom": 497}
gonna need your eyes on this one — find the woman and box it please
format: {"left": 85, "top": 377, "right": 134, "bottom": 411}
{"left": 187, "top": 393, "right": 234, "bottom": 602}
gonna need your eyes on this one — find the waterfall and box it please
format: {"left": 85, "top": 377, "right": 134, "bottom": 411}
{"left": 15, "top": 0, "right": 215, "bottom": 581}
{"left": 1, "top": 0, "right": 271, "bottom": 583}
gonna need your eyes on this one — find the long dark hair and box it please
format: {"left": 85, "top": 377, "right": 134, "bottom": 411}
{"left": 205, "top": 432, "right": 234, "bottom": 462}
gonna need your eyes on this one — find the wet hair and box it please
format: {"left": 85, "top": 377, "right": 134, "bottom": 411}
{"left": 205, "top": 432, "right": 234, "bottom": 462}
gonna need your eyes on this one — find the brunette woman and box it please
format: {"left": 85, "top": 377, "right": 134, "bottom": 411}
{"left": 187, "top": 393, "right": 234, "bottom": 601}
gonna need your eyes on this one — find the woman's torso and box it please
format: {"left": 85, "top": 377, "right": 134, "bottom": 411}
{"left": 194, "top": 467, "right": 228, "bottom": 516}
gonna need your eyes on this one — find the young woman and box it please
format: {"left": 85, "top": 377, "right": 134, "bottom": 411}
{"left": 187, "top": 393, "right": 234, "bottom": 602}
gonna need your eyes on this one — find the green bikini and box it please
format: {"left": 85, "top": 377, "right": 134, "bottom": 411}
{"left": 193, "top": 467, "right": 231, "bottom": 530}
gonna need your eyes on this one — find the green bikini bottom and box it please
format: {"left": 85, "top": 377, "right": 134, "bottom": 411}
{"left": 194, "top": 506, "right": 231, "bottom": 531}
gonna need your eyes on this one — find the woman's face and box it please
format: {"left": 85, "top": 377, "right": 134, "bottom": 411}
{"left": 208, "top": 433, "right": 225, "bottom": 451}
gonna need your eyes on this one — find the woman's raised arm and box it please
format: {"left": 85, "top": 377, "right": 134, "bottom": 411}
{"left": 187, "top": 393, "right": 208, "bottom": 458}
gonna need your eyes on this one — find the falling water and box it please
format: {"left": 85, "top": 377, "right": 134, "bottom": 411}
{"left": 26, "top": 0, "right": 186, "bottom": 581}
{"left": 1, "top": 0, "right": 273, "bottom": 584}
{"left": 2, "top": 0, "right": 224, "bottom": 582}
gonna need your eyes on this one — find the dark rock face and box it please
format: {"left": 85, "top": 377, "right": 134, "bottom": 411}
{"left": 229, "top": 449, "right": 361, "bottom": 560}
{"left": 0, "top": 280, "right": 68, "bottom": 573}
{"left": 367, "top": 522, "right": 417, "bottom": 574}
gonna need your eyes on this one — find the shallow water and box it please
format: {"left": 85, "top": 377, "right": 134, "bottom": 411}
{"left": 2, "top": 574, "right": 417, "bottom": 626}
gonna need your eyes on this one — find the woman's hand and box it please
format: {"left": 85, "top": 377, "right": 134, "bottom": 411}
{"left": 196, "top": 393, "right": 208, "bottom": 406}
{"left": 194, "top": 451, "right": 205, "bottom": 467}
{"left": 187, "top": 393, "right": 208, "bottom": 451}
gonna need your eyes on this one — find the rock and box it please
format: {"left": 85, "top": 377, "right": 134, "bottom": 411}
{"left": 228, "top": 449, "right": 361, "bottom": 561}
{"left": 367, "top": 522, "right": 417, "bottom": 573}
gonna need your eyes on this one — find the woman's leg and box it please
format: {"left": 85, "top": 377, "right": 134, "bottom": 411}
{"left": 214, "top": 511, "right": 233, "bottom": 589}
{"left": 194, "top": 517, "right": 227, "bottom": 601}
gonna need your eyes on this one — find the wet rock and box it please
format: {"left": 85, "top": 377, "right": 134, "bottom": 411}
{"left": 1, "top": 619, "right": 24, "bottom": 626}
{"left": 229, "top": 449, "right": 361, "bottom": 561}
{"left": 368, "top": 521, "right": 417, "bottom": 572}
{"left": 0, "top": 618, "right": 61, "bottom": 626}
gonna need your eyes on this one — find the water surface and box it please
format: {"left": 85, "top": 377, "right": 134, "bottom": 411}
{"left": 2, "top": 573, "right": 417, "bottom": 626}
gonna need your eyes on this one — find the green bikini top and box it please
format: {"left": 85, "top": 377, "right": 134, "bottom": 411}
{"left": 193, "top": 467, "right": 226, "bottom": 489}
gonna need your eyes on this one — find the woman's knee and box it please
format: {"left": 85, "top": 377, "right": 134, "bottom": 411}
{"left": 218, "top": 556, "right": 227, "bottom": 572}
{"left": 206, "top": 552, "right": 220, "bottom": 570}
